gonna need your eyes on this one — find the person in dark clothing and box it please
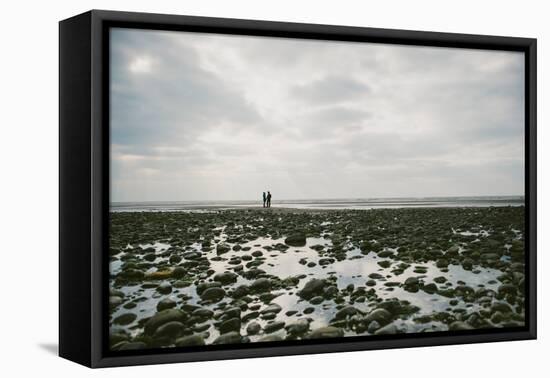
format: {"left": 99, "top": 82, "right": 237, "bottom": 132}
{"left": 262, "top": 192, "right": 267, "bottom": 208}
{"left": 266, "top": 191, "right": 272, "bottom": 208}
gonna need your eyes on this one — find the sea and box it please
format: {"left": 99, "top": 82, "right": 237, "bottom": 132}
{"left": 110, "top": 196, "right": 524, "bottom": 212}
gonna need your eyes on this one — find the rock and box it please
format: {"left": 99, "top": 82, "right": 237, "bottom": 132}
{"left": 110, "top": 296, "right": 123, "bottom": 308}
{"left": 308, "top": 326, "right": 344, "bottom": 339}
{"left": 365, "top": 308, "right": 392, "bottom": 326}
{"left": 367, "top": 320, "right": 381, "bottom": 333}
{"left": 491, "top": 301, "right": 514, "bottom": 314}
{"left": 156, "top": 297, "right": 177, "bottom": 311}
{"left": 171, "top": 267, "right": 187, "bottom": 279}
{"left": 110, "top": 289, "right": 124, "bottom": 297}
{"left": 462, "top": 258, "right": 474, "bottom": 270}
{"left": 144, "top": 309, "right": 188, "bottom": 335}
{"left": 169, "top": 255, "right": 182, "bottom": 264}
{"left": 231, "top": 285, "right": 250, "bottom": 298}
{"left": 310, "top": 296, "right": 324, "bottom": 305}
{"left": 297, "top": 278, "right": 326, "bottom": 299}
{"left": 374, "top": 323, "right": 397, "bottom": 335}
{"left": 175, "top": 334, "right": 205, "bottom": 347}
{"left": 491, "top": 311, "right": 504, "bottom": 324}
{"left": 446, "top": 245, "right": 460, "bottom": 255}
{"left": 109, "top": 330, "right": 129, "bottom": 346}
{"left": 422, "top": 283, "right": 438, "bottom": 294}
{"left": 264, "top": 321, "right": 286, "bottom": 333}
{"left": 113, "top": 312, "right": 137, "bottom": 325}
{"left": 219, "top": 318, "right": 241, "bottom": 334}
{"left": 200, "top": 287, "right": 226, "bottom": 302}
{"left": 242, "top": 311, "right": 260, "bottom": 322}
{"left": 368, "top": 273, "right": 385, "bottom": 279}
{"left": 261, "top": 303, "right": 282, "bottom": 314}
{"left": 249, "top": 278, "right": 272, "bottom": 292}
{"left": 285, "top": 319, "right": 310, "bottom": 335}
{"left": 182, "top": 251, "right": 201, "bottom": 260}
{"left": 284, "top": 234, "right": 307, "bottom": 247}
{"left": 378, "top": 250, "right": 394, "bottom": 258}
{"left": 449, "top": 321, "right": 474, "bottom": 331}
{"left": 377, "top": 299, "right": 419, "bottom": 316}
{"left": 498, "top": 283, "right": 517, "bottom": 296}
{"left": 196, "top": 281, "right": 222, "bottom": 295}
{"left": 157, "top": 281, "right": 172, "bottom": 294}
{"left": 145, "top": 270, "right": 173, "bottom": 280}
{"left": 377, "top": 260, "right": 391, "bottom": 268}
{"left": 403, "top": 276, "right": 420, "bottom": 292}
{"left": 216, "top": 243, "right": 231, "bottom": 255}
{"left": 118, "top": 342, "right": 147, "bottom": 350}
{"left": 252, "top": 250, "right": 263, "bottom": 257}
{"left": 434, "top": 276, "right": 447, "bottom": 284}
{"left": 481, "top": 253, "right": 500, "bottom": 261}
{"left": 246, "top": 321, "right": 261, "bottom": 335}
{"left": 323, "top": 286, "right": 339, "bottom": 298}
{"left": 404, "top": 277, "right": 419, "bottom": 286}
{"left": 261, "top": 312, "right": 276, "bottom": 321}
{"left": 223, "top": 306, "right": 242, "bottom": 319}
{"left": 438, "top": 288, "right": 456, "bottom": 298}
{"left": 192, "top": 308, "right": 214, "bottom": 318}
{"left": 119, "top": 268, "right": 145, "bottom": 280}
{"left": 213, "top": 331, "right": 241, "bottom": 344}
{"left": 334, "top": 306, "right": 361, "bottom": 320}
{"left": 319, "top": 258, "right": 335, "bottom": 266}
{"left": 365, "top": 279, "right": 377, "bottom": 287}
{"left": 258, "top": 335, "right": 283, "bottom": 342}
{"left": 153, "top": 321, "right": 185, "bottom": 339}
{"left": 144, "top": 253, "right": 156, "bottom": 262}
{"left": 436, "top": 259, "right": 449, "bottom": 268}
{"left": 213, "top": 272, "right": 238, "bottom": 285}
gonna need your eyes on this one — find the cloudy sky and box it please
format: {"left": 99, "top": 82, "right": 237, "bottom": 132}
{"left": 110, "top": 28, "right": 524, "bottom": 202}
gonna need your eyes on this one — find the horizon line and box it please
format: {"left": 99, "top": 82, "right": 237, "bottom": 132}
{"left": 110, "top": 194, "right": 525, "bottom": 205}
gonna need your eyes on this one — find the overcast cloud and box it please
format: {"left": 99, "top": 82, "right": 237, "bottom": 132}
{"left": 110, "top": 28, "right": 525, "bottom": 202}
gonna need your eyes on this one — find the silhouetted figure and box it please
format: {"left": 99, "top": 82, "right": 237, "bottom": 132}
{"left": 262, "top": 192, "right": 267, "bottom": 208}
{"left": 267, "top": 191, "right": 272, "bottom": 208}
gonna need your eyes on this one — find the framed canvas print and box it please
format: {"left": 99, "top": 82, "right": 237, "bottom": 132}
{"left": 59, "top": 10, "right": 537, "bottom": 368}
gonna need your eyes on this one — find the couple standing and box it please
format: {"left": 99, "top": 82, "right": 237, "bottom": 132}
{"left": 262, "top": 191, "right": 272, "bottom": 208}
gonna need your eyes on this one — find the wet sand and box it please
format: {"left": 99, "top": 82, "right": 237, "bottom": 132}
{"left": 108, "top": 206, "right": 525, "bottom": 350}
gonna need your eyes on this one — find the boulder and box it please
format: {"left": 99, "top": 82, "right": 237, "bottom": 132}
{"left": 308, "top": 326, "right": 344, "bottom": 339}
{"left": 144, "top": 309, "right": 187, "bottom": 335}
{"left": 175, "top": 334, "right": 205, "bottom": 347}
{"left": 213, "top": 331, "right": 242, "bottom": 344}
{"left": 297, "top": 279, "right": 326, "bottom": 299}
{"left": 364, "top": 308, "right": 392, "bottom": 326}
{"left": 213, "top": 272, "right": 238, "bottom": 285}
{"left": 200, "top": 287, "right": 226, "bottom": 302}
{"left": 284, "top": 234, "right": 307, "bottom": 247}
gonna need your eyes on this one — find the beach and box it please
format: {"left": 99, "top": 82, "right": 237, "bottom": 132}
{"left": 109, "top": 206, "right": 525, "bottom": 350}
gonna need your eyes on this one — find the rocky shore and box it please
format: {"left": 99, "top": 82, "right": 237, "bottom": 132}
{"left": 108, "top": 206, "right": 525, "bottom": 351}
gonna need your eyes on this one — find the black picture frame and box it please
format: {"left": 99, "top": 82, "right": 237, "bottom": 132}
{"left": 59, "top": 9, "right": 537, "bottom": 368}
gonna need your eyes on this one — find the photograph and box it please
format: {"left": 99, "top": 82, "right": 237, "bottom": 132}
{"left": 107, "top": 27, "right": 526, "bottom": 351}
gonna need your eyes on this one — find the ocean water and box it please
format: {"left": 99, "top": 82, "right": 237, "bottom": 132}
{"left": 110, "top": 195, "right": 524, "bottom": 212}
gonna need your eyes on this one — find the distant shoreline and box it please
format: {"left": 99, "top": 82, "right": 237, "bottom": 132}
{"left": 109, "top": 203, "right": 525, "bottom": 213}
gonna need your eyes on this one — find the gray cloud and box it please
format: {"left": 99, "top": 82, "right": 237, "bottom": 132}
{"left": 110, "top": 28, "right": 525, "bottom": 202}
{"left": 292, "top": 75, "right": 371, "bottom": 105}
